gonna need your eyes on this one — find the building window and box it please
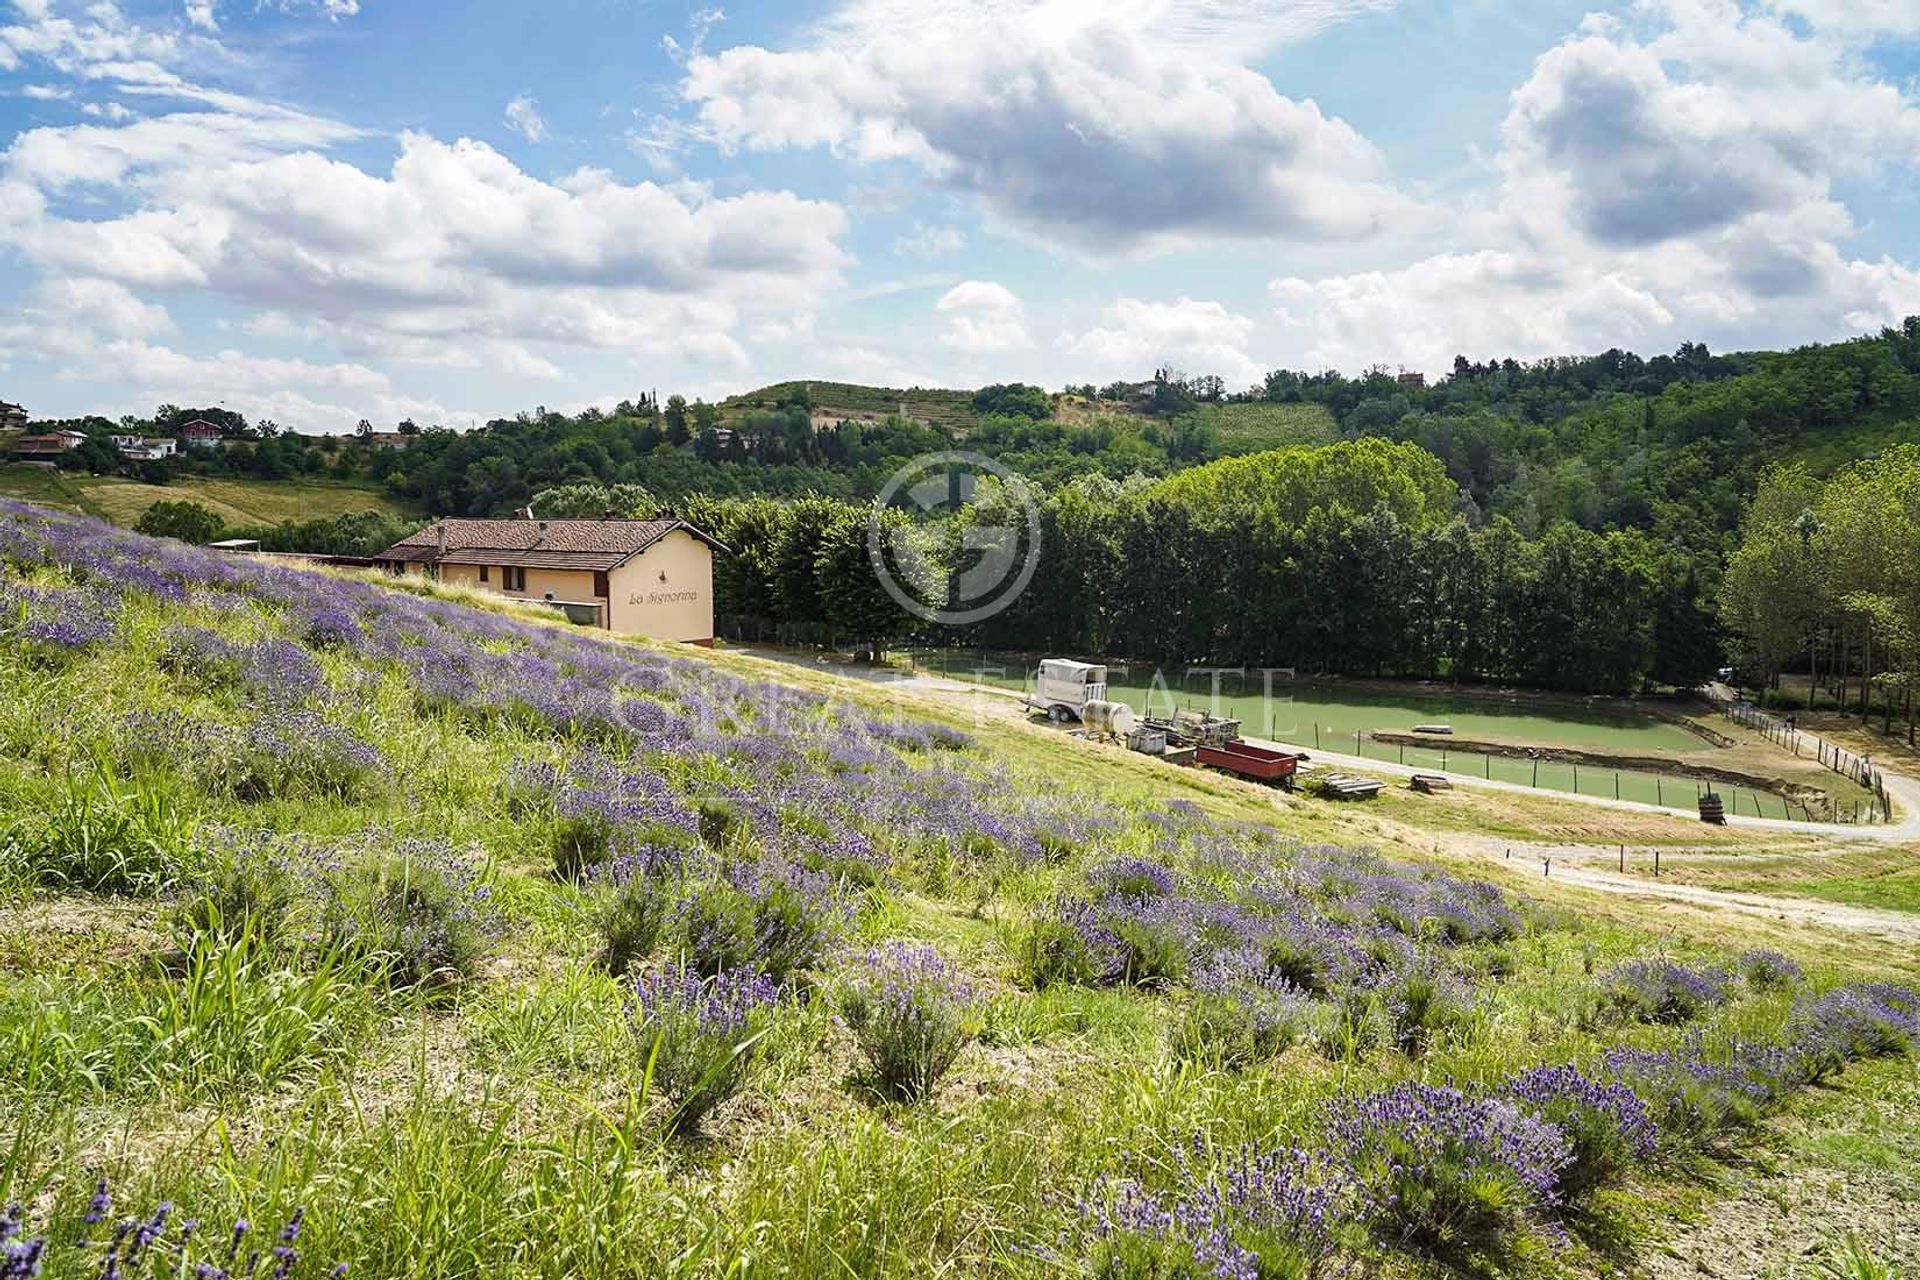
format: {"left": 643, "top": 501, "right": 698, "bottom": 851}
{"left": 479, "top": 565, "right": 489, "bottom": 583}
{"left": 593, "top": 571, "right": 609, "bottom": 598}
{"left": 503, "top": 567, "right": 526, "bottom": 592}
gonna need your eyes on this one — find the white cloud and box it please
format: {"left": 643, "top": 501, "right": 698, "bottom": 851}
{"left": 185, "top": 1, "right": 216, "bottom": 31}
{"left": 1768, "top": 0, "right": 1920, "bottom": 33}
{"left": 894, "top": 221, "right": 964, "bottom": 258}
{"left": 935, "top": 280, "right": 1029, "bottom": 350}
{"left": 680, "top": 0, "right": 1412, "bottom": 252}
{"left": 0, "top": 0, "right": 853, "bottom": 428}
{"left": 1267, "top": 0, "right": 1920, "bottom": 373}
{"left": 662, "top": 6, "right": 725, "bottom": 65}
{"left": 1058, "top": 296, "right": 1263, "bottom": 386}
{"left": 504, "top": 93, "right": 547, "bottom": 143}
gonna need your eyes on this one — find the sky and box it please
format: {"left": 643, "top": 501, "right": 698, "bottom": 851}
{"left": 2, "top": 0, "right": 1920, "bottom": 432}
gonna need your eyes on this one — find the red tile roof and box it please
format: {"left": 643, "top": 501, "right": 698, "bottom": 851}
{"left": 376, "top": 517, "right": 726, "bottom": 572}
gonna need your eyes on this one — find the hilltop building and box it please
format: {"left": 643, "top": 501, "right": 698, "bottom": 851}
{"left": 111, "top": 434, "right": 179, "bottom": 461}
{"left": 374, "top": 515, "right": 725, "bottom": 644}
{"left": 0, "top": 402, "right": 27, "bottom": 430}
{"left": 179, "top": 420, "right": 225, "bottom": 448}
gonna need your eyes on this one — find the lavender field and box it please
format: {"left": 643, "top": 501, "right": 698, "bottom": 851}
{"left": 1, "top": 497, "right": 1915, "bottom": 1279}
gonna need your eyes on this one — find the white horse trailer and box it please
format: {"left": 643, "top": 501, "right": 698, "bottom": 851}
{"left": 1030, "top": 659, "right": 1109, "bottom": 722}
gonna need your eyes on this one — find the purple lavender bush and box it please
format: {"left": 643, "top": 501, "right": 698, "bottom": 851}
{"left": 588, "top": 852, "right": 682, "bottom": 977}
{"left": 1736, "top": 949, "right": 1804, "bottom": 991}
{"left": 1022, "top": 898, "right": 1125, "bottom": 989}
{"left": 1598, "top": 1041, "right": 1779, "bottom": 1154}
{"left": 837, "top": 941, "right": 978, "bottom": 1102}
{"left": 1331, "top": 1080, "right": 1571, "bottom": 1266}
{"left": 1171, "top": 950, "right": 1314, "bottom": 1068}
{"left": 1597, "top": 959, "right": 1731, "bottom": 1025}
{"left": 2, "top": 1183, "right": 339, "bottom": 1280}
{"left": 1788, "top": 982, "right": 1919, "bottom": 1078}
{"left": 1499, "top": 1064, "right": 1657, "bottom": 1206}
{"left": 320, "top": 838, "right": 498, "bottom": 993}
{"left": 631, "top": 962, "right": 778, "bottom": 1135}
{"left": 1079, "top": 1145, "right": 1345, "bottom": 1280}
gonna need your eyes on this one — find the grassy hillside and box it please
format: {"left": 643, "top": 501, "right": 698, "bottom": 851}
{"left": 721, "top": 380, "right": 986, "bottom": 434}
{"left": 2, "top": 501, "right": 1916, "bottom": 1277}
{"left": 0, "top": 465, "right": 410, "bottom": 526}
{"left": 1192, "top": 401, "right": 1341, "bottom": 453}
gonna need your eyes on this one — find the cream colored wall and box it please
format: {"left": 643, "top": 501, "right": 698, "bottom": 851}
{"left": 439, "top": 563, "right": 606, "bottom": 624}
{"left": 607, "top": 530, "right": 713, "bottom": 642}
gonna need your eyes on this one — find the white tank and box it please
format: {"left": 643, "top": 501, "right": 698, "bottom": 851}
{"left": 1081, "top": 699, "right": 1136, "bottom": 737}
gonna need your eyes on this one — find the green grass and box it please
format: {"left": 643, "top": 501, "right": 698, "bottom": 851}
{"left": 3, "top": 513, "right": 1918, "bottom": 1277}
{"left": 0, "top": 465, "right": 410, "bottom": 526}
{"left": 1188, "top": 401, "right": 1341, "bottom": 453}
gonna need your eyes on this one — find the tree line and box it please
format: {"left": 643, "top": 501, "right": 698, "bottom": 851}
{"left": 673, "top": 440, "right": 1718, "bottom": 694}
{"left": 1719, "top": 444, "right": 1920, "bottom": 742}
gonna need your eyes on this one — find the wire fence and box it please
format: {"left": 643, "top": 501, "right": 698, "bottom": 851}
{"left": 895, "top": 650, "right": 1883, "bottom": 826}
{"left": 1718, "top": 699, "right": 1892, "bottom": 822}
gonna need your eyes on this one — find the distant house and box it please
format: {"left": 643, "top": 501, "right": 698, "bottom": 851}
{"left": 179, "top": 420, "right": 225, "bottom": 449}
{"left": 1396, "top": 371, "right": 1427, "bottom": 389}
{"left": 111, "top": 434, "right": 178, "bottom": 461}
{"left": 374, "top": 515, "right": 727, "bottom": 644}
{"left": 8, "top": 432, "right": 81, "bottom": 459}
{"left": 0, "top": 402, "right": 26, "bottom": 430}
{"left": 361, "top": 432, "right": 415, "bottom": 451}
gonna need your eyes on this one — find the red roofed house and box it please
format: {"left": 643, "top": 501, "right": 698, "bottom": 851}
{"left": 179, "top": 420, "right": 225, "bottom": 449}
{"left": 374, "top": 515, "right": 726, "bottom": 644}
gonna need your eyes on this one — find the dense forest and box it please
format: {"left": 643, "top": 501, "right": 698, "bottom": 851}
{"left": 14, "top": 320, "right": 1920, "bottom": 694}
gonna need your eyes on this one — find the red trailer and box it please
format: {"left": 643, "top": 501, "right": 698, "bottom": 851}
{"left": 1195, "top": 741, "right": 1307, "bottom": 787}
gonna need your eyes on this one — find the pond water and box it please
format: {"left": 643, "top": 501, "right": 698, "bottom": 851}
{"left": 907, "top": 652, "right": 1839, "bottom": 823}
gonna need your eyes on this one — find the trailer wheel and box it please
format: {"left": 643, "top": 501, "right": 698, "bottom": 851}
{"left": 1047, "top": 706, "right": 1066, "bottom": 723}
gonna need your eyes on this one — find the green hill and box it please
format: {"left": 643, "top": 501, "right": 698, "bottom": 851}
{"left": 721, "top": 380, "right": 987, "bottom": 434}
{"left": 0, "top": 466, "right": 409, "bottom": 526}
{"left": 3, "top": 499, "right": 1916, "bottom": 1276}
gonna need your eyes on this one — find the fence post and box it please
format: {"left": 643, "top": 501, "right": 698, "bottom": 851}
{"left": 1614, "top": 772, "right": 1621, "bottom": 800}
{"left": 1619, "top": 844, "right": 1625, "bottom": 871}
{"left": 1654, "top": 849, "right": 1661, "bottom": 877}
{"left": 1657, "top": 778, "right": 1664, "bottom": 807}
{"left": 1532, "top": 759, "right": 1539, "bottom": 787}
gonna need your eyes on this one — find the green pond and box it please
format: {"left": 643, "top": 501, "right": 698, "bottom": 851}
{"left": 907, "top": 652, "right": 1845, "bottom": 824}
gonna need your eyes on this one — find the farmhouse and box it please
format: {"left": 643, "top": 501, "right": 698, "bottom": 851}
{"left": 179, "top": 420, "right": 225, "bottom": 448}
{"left": 374, "top": 515, "right": 726, "bottom": 644}
{"left": 0, "top": 401, "right": 27, "bottom": 429}
{"left": 111, "top": 434, "right": 179, "bottom": 460}
{"left": 7, "top": 431, "right": 81, "bottom": 459}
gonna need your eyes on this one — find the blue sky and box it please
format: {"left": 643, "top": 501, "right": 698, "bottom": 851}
{"left": 3, "top": 0, "right": 1919, "bottom": 431}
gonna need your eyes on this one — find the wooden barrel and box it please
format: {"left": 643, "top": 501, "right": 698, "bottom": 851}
{"left": 1698, "top": 793, "right": 1726, "bottom": 825}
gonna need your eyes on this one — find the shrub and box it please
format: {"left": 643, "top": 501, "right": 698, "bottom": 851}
{"left": 632, "top": 963, "right": 778, "bottom": 1135}
{"left": 733, "top": 858, "right": 851, "bottom": 985}
{"left": 1080, "top": 1145, "right": 1345, "bottom": 1280}
{"left": 1597, "top": 959, "right": 1731, "bottom": 1025}
{"left": 321, "top": 839, "right": 498, "bottom": 992}
{"left": 1737, "top": 949, "right": 1804, "bottom": 991}
{"left": 1790, "top": 983, "right": 1920, "bottom": 1075}
{"left": 1370, "top": 953, "right": 1475, "bottom": 1056}
{"left": 1171, "top": 951, "right": 1313, "bottom": 1069}
{"left": 591, "top": 856, "right": 679, "bottom": 978}
{"left": 170, "top": 829, "right": 309, "bottom": 947}
{"left": 1087, "top": 857, "right": 1176, "bottom": 899}
{"left": 675, "top": 882, "right": 759, "bottom": 977}
{"left": 1500, "top": 1064, "right": 1657, "bottom": 1205}
{"left": 1598, "top": 1043, "right": 1778, "bottom": 1155}
{"left": 135, "top": 498, "right": 225, "bottom": 544}
{"left": 233, "top": 708, "right": 382, "bottom": 801}
{"left": 1332, "top": 1081, "right": 1571, "bottom": 1266}
{"left": 838, "top": 941, "right": 978, "bottom": 1102}
{"left": 1022, "top": 901, "right": 1122, "bottom": 990}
